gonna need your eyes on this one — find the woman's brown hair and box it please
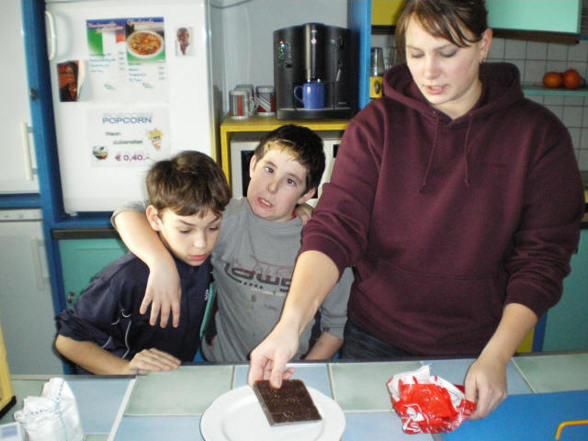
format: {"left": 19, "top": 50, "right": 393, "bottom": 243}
{"left": 395, "top": 0, "right": 488, "bottom": 61}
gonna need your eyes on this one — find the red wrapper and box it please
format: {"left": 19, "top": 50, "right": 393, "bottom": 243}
{"left": 387, "top": 365, "right": 476, "bottom": 434}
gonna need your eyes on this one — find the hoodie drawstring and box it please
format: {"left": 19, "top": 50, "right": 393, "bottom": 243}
{"left": 420, "top": 113, "right": 474, "bottom": 192}
{"left": 420, "top": 112, "right": 440, "bottom": 192}
{"left": 463, "top": 117, "right": 473, "bottom": 188}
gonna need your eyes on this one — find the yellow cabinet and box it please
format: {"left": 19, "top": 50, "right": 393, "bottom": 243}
{"left": 371, "top": 0, "right": 406, "bottom": 26}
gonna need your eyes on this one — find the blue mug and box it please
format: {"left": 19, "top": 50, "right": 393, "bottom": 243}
{"left": 293, "top": 81, "right": 325, "bottom": 109}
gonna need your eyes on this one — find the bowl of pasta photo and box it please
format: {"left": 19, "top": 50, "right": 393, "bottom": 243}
{"left": 127, "top": 30, "right": 164, "bottom": 59}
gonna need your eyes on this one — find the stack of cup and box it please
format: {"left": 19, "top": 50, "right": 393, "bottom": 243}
{"left": 230, "top": 84, "right": 255, "bottom": 119}
{"left": 255, "top": 85, "right": 276, "bottom": 116}
{"left": 230, "top": 84, "right": 276, "bottom": 119}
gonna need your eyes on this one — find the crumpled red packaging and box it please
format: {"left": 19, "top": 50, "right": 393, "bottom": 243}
{"left": 386, "top": 365, "right": 476, "bottom": 434}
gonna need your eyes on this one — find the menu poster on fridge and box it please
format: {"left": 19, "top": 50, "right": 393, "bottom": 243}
{"left": 46, "top": 0, "right": 215, "bottom": 214}
{"left": 87, "top": 108, "right": 170, "bottom": 167}
{"left": 84, "top": 17, "right": 168, "bottom": 102}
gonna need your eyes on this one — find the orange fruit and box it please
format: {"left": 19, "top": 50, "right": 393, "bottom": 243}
{"left": 562, "top": 69, "right": 584, "bottom": 89}
{"left": 543, "top": 72, "right": 563, "bottom": 88}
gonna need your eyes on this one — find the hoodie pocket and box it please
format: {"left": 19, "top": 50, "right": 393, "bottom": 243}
{"left": 353, "top": 260, "right": 506, "bottom": 344}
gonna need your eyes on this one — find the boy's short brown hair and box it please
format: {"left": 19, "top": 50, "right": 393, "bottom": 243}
{"left": 146, "top": 151, "right": 231, "bottom": 217}
{"left": 253, "top": 125, "right": 325, "bottom": 193}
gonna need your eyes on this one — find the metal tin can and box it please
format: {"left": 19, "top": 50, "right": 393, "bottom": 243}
{"left": 370, "top": 76, "right": 383, "bottom": 99}
{"left": 229, "top": 89, "right": 250, "bottom": 119}
{"left": 255, "top": 85, "right": 276, "bottom": 116}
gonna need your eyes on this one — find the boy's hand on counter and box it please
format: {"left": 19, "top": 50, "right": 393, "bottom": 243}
{"left": 125, "top": 348, "right": 181, "bottom": 375}
{"left": 141, "top": 263, "right": 182, "bottom": 328}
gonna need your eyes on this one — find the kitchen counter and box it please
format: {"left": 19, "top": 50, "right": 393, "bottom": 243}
{"left": 1, "top": 353, "right": 587, "bottom": 440}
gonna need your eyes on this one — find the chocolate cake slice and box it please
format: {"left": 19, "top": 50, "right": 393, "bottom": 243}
{"left": 253, "top": 379, "right": 322, "bottom": 425}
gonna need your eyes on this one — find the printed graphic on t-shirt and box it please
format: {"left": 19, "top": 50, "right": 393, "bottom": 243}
{"left": 223, "top": 256, "right": 292, "bottom": 295}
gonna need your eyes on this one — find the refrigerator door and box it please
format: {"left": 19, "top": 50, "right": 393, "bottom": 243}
{"left": 0, "top": 210, "right": 63, "bottom": 374}
{"left": 0, "top": 0, "right": 39, "bottom": 194}
{"left": 45, "top": 0, "right": 215, "bottom": 213}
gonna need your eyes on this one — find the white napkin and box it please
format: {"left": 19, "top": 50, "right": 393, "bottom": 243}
{"left": 14, "top": 377, "right": 83, "bottom": 441}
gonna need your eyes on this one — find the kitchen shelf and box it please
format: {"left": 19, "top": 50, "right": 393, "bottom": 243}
{"left": 522, "top": 86, "right": 588, "bottom": 97}
{"left": 219, "top": 115, "right": 349, "bottom": 186}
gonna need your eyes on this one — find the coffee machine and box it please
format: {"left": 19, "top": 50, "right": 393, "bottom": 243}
{"left": 273, "top": 23, "right": 355, "bottom": 120}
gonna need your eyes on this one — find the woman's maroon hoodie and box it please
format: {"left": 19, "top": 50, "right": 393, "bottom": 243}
{"left": 301, "top": 62, "right": 584, "bottom": 355}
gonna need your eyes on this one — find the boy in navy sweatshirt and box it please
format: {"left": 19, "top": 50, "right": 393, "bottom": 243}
{"left": 55, "top": 151, "right": 231, "bottom": 375}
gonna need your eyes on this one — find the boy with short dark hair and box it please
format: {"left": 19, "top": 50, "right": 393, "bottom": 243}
{"left": 55, "top": 151, "right": 231, "bottom": 374}
{"left": 113, "top": 125, "right": 353, "bottom": 362}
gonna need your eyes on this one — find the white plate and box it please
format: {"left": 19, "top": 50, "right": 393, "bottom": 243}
{"left": 200, "top": 385, "right": 345, "bottom": 441}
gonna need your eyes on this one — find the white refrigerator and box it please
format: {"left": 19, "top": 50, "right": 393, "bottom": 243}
{"left": 0, "top": 209, "right": 63, "bottom": 374}
{"left": 45, "top": 0, "right": 218, "bottom": 213}
{"left": 0, "top": 0, "right": 38, "bottom": 194}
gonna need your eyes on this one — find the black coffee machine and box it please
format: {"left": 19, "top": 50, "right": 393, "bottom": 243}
{"left": 273, "top": 23, "right": 355, "bottom": 120}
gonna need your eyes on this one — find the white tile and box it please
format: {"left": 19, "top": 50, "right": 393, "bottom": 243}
{"left": 583, "top": 109, "right": 588, "bottom": 126}
{"left": 544, "top": 95, "right": 565, "bottom": 105}
{"left": 524, "top": 60, "right": 547, "bottom": 85}
{"left": 528, "top": 95, "right": 544, "bottom": 105}
{"left": 546, "top": 60, "right": 568, "bottom": 72}
{"left": 547, "top": 105, "right": 564, "bottom": 119}
{"left": 526, "top": 41, "right": 547, "bottom": 60}
{"left": 564, "top": 95, "right": 585, "bottom": 106}
{"left": 547, "top": 43, "right": 569, "bottom": 61}
{"left": 568, "top": 40, "right": 588, "bottom": 62}
{"left": 576, "top": 61, "right": 587, "bottom": 78}
{"left": 505, "top": 39, "right": 526, "bottom": 59}
{"left": 574, "top": 148, "right": 581, "bottom": 164}
{"left": 489, "top": 37, "right": 505, "bottom": 59}
{"left": 564, "top": 62, "right": 588, "bottom": 79}
{"left": 511, "top": 59, "right": 526, "bottom": 78}
{"left": 568, "top": 127, "right": 582, "bottom": 147}
{"left": 582, "top": 129, "right": 588, "bottom": 149}
{"left": 578, "top": 149, "right": 588, "bottom": 170}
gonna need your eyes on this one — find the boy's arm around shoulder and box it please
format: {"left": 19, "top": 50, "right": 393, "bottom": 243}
{"left": 112, "top": 201, "right": 181, "bottom": 328}
{"left": 304, "top": 266, "right": 354, "bottom": 360}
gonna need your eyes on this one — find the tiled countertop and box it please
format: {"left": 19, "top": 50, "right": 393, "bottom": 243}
{"left": 2, "top": 352, "right": 587, "bottom": 440}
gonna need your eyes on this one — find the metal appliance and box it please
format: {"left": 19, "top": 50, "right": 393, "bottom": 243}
{"left": 273, "top": 23, "right": 354, "bottom": 120}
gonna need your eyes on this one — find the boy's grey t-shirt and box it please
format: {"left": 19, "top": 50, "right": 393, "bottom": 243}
{"left": 205, "top": 198, "right": 352, "bottom": 362}
{"left": 112, "top": 198, "right": 353, "bottom": 362}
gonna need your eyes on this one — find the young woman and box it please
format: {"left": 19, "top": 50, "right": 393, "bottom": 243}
{"left": 248, "top": 0, "right": 584, "bottom": 420}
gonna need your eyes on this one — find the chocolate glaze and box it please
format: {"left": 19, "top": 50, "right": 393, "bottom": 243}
{"left": 253, "top": 379, "right": 322, "bottom": 425}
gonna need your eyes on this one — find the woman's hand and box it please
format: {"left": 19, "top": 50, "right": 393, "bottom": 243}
{"left": 248, "top": 322, "right": 298, "bottom": 388}
{"left": 124, "top": 348, "right": 181, "bottom": 375}
{"left": 464, "top": 303, "right": 537, "bottom": 419}
{"left": 464, "top": 352, "right": 508, "bottom": 419}
{"left": 140, "top": 258, "right": 181, "bottom": 328}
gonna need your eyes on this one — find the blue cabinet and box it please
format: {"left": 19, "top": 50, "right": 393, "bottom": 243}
{"left": 58, "top": 238, "right": 127, "bottom": 307}
{"left": 542, "top": 229, "right": 588, "bottom": 351}
{"left": 487, "top": 0, "right": 582, "bottom": 35}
